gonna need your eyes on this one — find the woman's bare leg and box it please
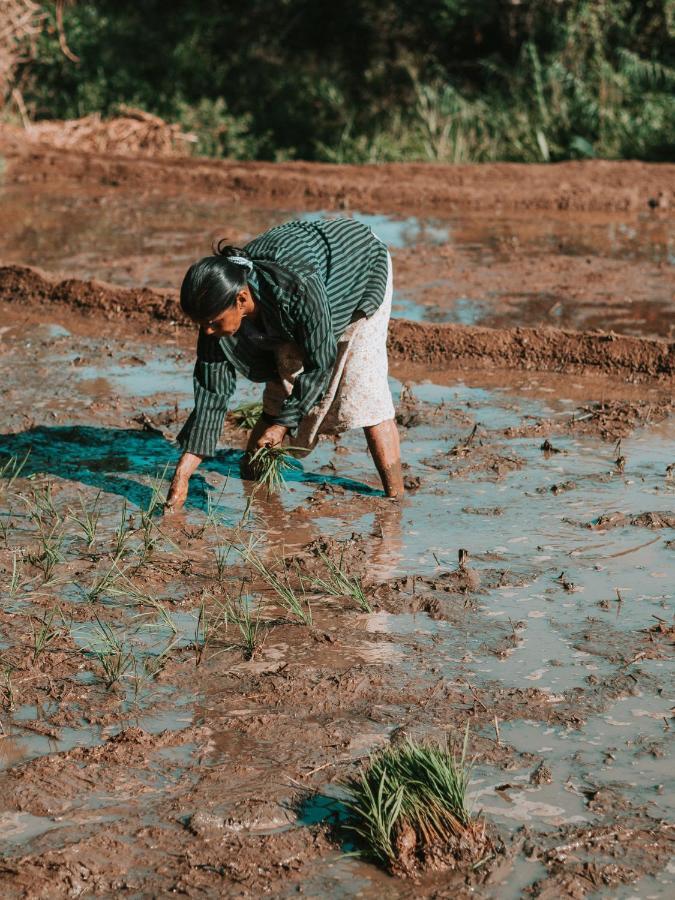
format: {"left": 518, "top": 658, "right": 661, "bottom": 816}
{"left": 364, "top": 419, "right": 404, "bottom": 498}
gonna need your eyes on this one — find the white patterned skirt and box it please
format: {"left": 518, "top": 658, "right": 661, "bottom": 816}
{"left": 263, "top": 252, "right": 395, "bottom": 456}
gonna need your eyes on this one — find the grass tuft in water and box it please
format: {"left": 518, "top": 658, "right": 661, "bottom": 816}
{"left": 88, "top": 617, "right": 133, "bottom": 689}
{"left": 240, "top": 541, "right": 312, "bottom": 626}
{"left": 343, "top": 729, "right": 487, "bottom": 876}
{"left": 26, "top": 523, "right": 65, "bottom": 583}
{"left": 229, "top": 401, "right": 264, "bottom": 430}
{"left": 0, "top": 450, "right": 30, "bottom": 494}
{"left": 308, "top": 550, "right": 372, "bottom": 613}
{"left": 67, "top": 491, "right": 102, "bottom": 548}
{"left": 226, "top": 594, "right": 262, "bottom": 660}
{"left": 30, "top": 606, "right": 61, "bottom": 664}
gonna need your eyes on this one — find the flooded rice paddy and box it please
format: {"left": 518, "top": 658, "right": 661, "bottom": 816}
{"left": 0, "top": 179, "right": 673, "bottom": 895}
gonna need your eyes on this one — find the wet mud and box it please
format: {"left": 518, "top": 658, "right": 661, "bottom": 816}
{"left": 0, "top": 142, "right": 673, "bottom": 897}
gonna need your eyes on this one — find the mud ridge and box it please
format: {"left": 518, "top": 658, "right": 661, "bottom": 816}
{"left": 1, "top": 131, "right": 673, "bottom": 215}
{"left": 1, "top": 263, "right": 673, "bottom": 382}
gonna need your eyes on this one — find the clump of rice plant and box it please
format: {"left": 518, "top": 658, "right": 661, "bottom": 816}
{"left": 343, "top": 730, "right": 488, "bottom": 877}
{"left": 193, "top": 593, "right": 228, "bottom": 666}
{"left": 248, "top": 445, "right": 299, "bottom": 495}
{"left": 67, "top": 491, "right": 102, "bottom": 548}
{"left": 308, "top": 550, "right": 372, "bottom": 613}
{"left": 8, "top": 553, "right": 23, "bottom": 597}
{"left": 26, "top": 523, "right": 65, "bottom": 583}
{"left": 229, "top": 401, "right": 264, "bottom": 429}
{"left": 112, "top": 499, "right": 132, "bottom": 559}
{"left": 30, "top": 606, "right": 61, "bottom": 664}
{"left": 0, "top": 450, "right": 29, "bottom": 494}
{"left": 86, "top": 559, "right": 125, "bottom": 602}
{"left": 226, "top": 595, "right": 262, "bottom": 660}
{"left": 88, "top": 618, "right": 133, "bottom": 689}
{"left": 240, "top": 541, "right": 312, "bottom": 625}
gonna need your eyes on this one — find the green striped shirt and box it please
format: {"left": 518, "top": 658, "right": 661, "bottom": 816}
{"left": 177, "top": 217, "right": 389, "bottom": 456}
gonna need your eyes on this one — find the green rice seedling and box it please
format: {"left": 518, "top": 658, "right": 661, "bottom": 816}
{"left": 87, "top": 559, "right": 125, "bottom": 602}
{"left": 112, "top": 499, "right": 132, "bottom": 559}
{"left": 248, "top": 445, "right": 300, "bottom": 495}
{"left": 8, "top": 553, "right": 23, "bottom": 598}
{"left": 27, "top": 480, "right": 61, "bottom": 523}
{"left": 240, "top": 541, "right": 312, "bottom": 625}
{"left": 0, "top": 510, "right": 12, "bottom": 546}
{"left": 343, "top": 728, "right": 485, "bottom": 875}
{"left": 1, "top": 666, "right": 15, "bottom": 710}
{"left": 27, "top": 523, "right": 65, "bottom": 583}
{"left": 226, "top": 595, "right": 262, "bottom": 661}
{"left": 193, "top": 594, "right": 228, "bottom": 666}
{"left": 134, "top": 597, "right": 178, "bottom": 634}
{"left": 89, "top": 617, "right": 133, "bottom": 689}
{"left": 30, "top": 606, "right": 61, "bottom": 664}
{"left": 229, "top": 401, "right": 264, "bottom": 430}
{"left": 308, "top": 550, "right": 372, "bottom": 613}
{"left": 0, "top": 450, "right": 29, "bottom": 494}
{"left": 143, "top": 639, "right": 177, "bottom": 679}
{"left": 67, "top": 491, "right": 102, "bottom": 548}
{"left": 213, "top": 544, "right": 232, "bottom": 581}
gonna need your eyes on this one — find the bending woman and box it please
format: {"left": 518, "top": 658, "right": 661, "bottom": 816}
{"left": 166, "top": 217, "right": 403, "bottom": 510}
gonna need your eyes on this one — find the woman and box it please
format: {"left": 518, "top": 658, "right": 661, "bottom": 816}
{"left": 166, "top": 216, "right": 403, "bottom": 510}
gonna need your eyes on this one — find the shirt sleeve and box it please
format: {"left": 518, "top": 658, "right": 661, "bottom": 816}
{"left": 264, "top": 275, "right": 336, "bottom": 434}
{"left": 176, "top": 330, "right": 236, "bottom": 457}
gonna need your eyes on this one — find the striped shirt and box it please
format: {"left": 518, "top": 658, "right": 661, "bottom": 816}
{"left": 177, "top": 217, "right": 389, "bottom": 456}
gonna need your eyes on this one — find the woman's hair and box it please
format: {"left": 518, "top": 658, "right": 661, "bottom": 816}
{"left": 180, "top": 240, "right": 252, "bottom": 322}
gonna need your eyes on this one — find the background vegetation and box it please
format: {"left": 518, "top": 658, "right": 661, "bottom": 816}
{"left": 11, "top": 0, "right": 675, "bottom": 162}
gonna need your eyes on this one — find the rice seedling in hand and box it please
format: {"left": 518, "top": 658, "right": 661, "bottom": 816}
{"left": 229, "top": 401, "right": 264, "bottom": 430}
{"left": 240, "top": 541, "right": 312, "bottom": 625}
{"left": 343, "top": 729, "right": 487, "bottom": 876}
{"left": 308, "top": 550, "right": 372, "bottom": 613}
{"left": 248, "top": 445, "right": 300, "bottom": 495}
{"left": 67, "top": 491, "right": 102, "bottom": 548}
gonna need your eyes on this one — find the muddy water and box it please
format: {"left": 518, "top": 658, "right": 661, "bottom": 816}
{"left": 0, "top": 183, "right": 673, "bottom": 894}
{"left": 1, "top": 179, "right": 673, "bottom": 337}
{"left": 0, "top": 303, "right": 673, "bottom": 895}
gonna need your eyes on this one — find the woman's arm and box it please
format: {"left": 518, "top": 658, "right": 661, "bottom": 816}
{"left": 264, "top": 276, "right": 337, "bottom": 435}
{"left": 166, "top": 332, "right": 236, "bottom": 511}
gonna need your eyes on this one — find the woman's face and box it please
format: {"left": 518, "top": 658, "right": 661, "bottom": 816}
{"left": 197, "top": 290, "right": 251, "bottom": 338}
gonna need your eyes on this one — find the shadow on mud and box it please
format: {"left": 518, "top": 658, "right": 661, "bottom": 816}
{"left": 0, "top": 426, "right": 381, "bottom": 511}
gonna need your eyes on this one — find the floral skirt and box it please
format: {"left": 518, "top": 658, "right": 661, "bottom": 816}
{"left": 263, "top": 253, "right": 395, "bottom": 456}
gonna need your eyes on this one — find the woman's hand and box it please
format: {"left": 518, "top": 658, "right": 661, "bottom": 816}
{"left": 254, "top": 423, "right": 289, "bottom": 450}
{"left": 165, "top": 451, "right": 204, "bottom": 513}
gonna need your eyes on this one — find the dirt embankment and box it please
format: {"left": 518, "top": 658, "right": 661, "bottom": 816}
{"left": 1, "top": 263, "right": 673, "bottom": 383}
{"left": 1, "top": 128, "right": 673, "bottom": 215}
